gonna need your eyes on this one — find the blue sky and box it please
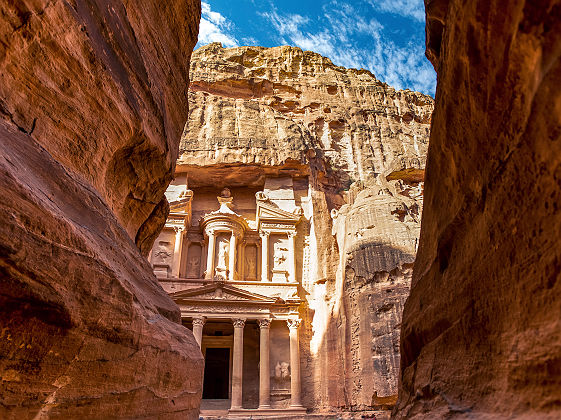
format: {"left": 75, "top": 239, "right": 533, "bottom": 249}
{"left": 196, "top": 0, "right": 436, "bottom": 96}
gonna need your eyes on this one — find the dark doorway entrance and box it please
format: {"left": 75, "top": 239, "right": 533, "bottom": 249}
{"left": 203, "top": 348, "right": 230, "bottom": 399}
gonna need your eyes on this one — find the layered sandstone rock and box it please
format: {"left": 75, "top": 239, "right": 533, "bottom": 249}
{"left": 0, "top": 1, "right": 203, "bottom": 418}
{"left": 181, "top": 44, "right": 433, "bottom": 413}
{"left": 396, "top": 0, "right": 561, "bottom": 418}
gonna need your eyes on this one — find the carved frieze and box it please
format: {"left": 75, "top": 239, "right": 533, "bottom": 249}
{"left": 261, "top": 223, "right": 296, "bottom": 230}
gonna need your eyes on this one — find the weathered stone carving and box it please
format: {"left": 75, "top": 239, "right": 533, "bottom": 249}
{"left": 273, "top": 242, "right": 288, "bottom": 268}
{"left": 287, "top": 319, "right": 302, "bottom": 330}
{"left": 232, "top": 318, "right": 246, "bottom": 328}
{"left": 274, "top": 361, "right": 291, "bottom": 380}
{"left": 245, "top": 246, "right": 258, "bottom": 280}
{"left": 192, "top": 317, "right": 206, "bottom": 327}
{"left": 217, "top": 240, "right": 230, "bottom": 270}
{"left": 257, "top": 319, "right": 272, "bottom": 329}
{"left": 155, "top": 42, "right": 433, "bottom": 415}
{"left": 154, "top": 241, "right": 173, "bottom": 264}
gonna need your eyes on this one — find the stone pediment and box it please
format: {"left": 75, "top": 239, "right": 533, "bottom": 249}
{"left": 170, "top": 282, "right": 276, "bottom": 303}
{"left": 257, "top": 202, "right": 301, "bottom": 224}
{"left": 169, "top": 197, "right": 192, "bottom": 213}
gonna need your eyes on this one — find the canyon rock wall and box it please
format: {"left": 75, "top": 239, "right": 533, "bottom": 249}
{"left": 396, "top": 0, "right": 561, "bottom": 418}
{"left": 0, "top": 1, "right": 203, "bottom": 418}
{"left": 182, "top": 44, "right": 433, "bottom": 412}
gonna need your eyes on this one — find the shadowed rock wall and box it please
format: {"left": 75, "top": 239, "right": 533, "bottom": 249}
{"left": 0, "top": 0, "right": 203, "bottom": 418}
{"left": 396, "top": 0, "right": 561, "bottom": 418}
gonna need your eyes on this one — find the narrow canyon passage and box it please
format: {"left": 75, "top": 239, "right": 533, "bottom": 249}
{"left": 147, "top": 43, "right": 432, "bottom": 418}
{"left": 1, "top": 0, "right": 560, "bottom": 419}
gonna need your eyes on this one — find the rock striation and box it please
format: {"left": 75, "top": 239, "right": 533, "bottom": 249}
{"left": 180, "top": 43, "right": 434, "bottom": 414}
{"left": 396, "top": 0, "right": 561, "bottom": 418}
{"left": 0, "top": 1, "right": 203, "bottom": 418}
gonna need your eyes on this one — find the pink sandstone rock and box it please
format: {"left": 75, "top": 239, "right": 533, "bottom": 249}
{"left": 0, "top": 0, "right": 204, "bottom": 418}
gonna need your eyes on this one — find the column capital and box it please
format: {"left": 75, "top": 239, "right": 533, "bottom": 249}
{"left": 232, "top": 318, "right": 246, "bottom": 328}
{"left": 192, "top": 316, "right": 206, "bottom": 327}
{"left": 287, "top": 318, "right": 301, "bottom": 330}
{"left": 173, "top": 225, "right": 185, "bottom": 234}
{"left": 204, "top": 227, "right": 216, "bottom": 238}
{"left": 257, "top": 319, "right": 272, "bottom": 329}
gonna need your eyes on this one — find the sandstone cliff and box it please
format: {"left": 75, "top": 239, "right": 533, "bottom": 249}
{"left": 396, "top": 0, "right": 561, "bottom": 418}
{"left": 0, "top": 1, "right": 203, "bottom": 418}
{"left": 181, "top": 44, "right": 433, "bottom": 413}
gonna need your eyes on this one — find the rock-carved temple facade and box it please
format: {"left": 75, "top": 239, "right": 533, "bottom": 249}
{"left": 149, "top": 175, "right": 308, "bottom": 417}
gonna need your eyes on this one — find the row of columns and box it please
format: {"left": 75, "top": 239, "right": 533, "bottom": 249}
{"left": 191, "top": 317, "right": 302, "bottom": 409}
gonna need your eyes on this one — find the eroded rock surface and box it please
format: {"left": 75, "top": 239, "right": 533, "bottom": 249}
{"left": 180, "top": 44, "right": 433, "bottom": 413}
{"left": 396, "top": 0, "right": 561, "bottom": 418}
{"left": 0, "top": 1, "right": 203, "bottom": 418}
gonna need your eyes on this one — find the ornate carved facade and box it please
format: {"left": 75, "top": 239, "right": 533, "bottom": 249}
{"left": 149, "top": 175, "right": 308, "bottom": 417}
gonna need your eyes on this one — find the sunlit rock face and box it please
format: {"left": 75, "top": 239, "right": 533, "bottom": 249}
{"left": 396, "top": 0, "right": 561, "bottom": 418}
{"left": 180, "top": 43, "right": 434, "bottom": 412}
{"left": 0, "top": 1, "right": 203, "bottom": 418}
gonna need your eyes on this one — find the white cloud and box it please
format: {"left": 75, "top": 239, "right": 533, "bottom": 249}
{"left": 242, "top": 36, "right": 260, "bottom": 46}
{"left": 198, "top": 2, "right": 239, "bottom": 48}
{"left": 260, "top": 3, "right": 435, "bottom": 95}
{"left": 367, "top": 0, "right": 426, "bottom": 22}
{"left": 260, "top": 10, "right": 363, "bottom": 70}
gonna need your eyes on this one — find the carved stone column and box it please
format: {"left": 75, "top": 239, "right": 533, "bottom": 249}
{"left": 192, "top": 316, "right": 205, "bottom": 348}
{"left": 172, "top": 227, "right": 184, "bottom": 278}
{"left": 260, "top": 232, "right": 269, "bottom": 282}
{"left": 205, "top": 229, "right": 216, "bottom": 279}
{"left": 229, "top": 232, "right": 237, "bottom": 281}
{"left": 238, "top": 241, "right": 245, "bottom": 281}
{"left": 231, "top": 318, "right": 245, "bottom": 409}
{"left": 287, "top": 231, "right": 296, "bottom": 283}
{"left": 287, "top": 318, "right": 303, "bottom": 407}
{"left": 257, "top": 319, "right": 272, "bottom": 408}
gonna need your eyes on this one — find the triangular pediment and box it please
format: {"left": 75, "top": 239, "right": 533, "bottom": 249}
{"left": 170, "top": 282, "right": 275, "bottom": 303}
{"left": 257, "top": 202, "right": 301, "bottom": 223}
{"left": 169, "top": 197, "right": 191, "bottom": 213}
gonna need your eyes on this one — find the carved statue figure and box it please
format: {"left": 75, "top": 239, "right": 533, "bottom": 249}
{"left": 220, "top": 187, "right": 231, "bottom": 198}
{"left": 274, "top": 361, "right": 290, "bottom": 380}
{"left": 273, "top": 242, "right": 288, "bottom": 269}
{"left": 187, "top": 256, "right": 200, "bottom": 277}
{"left": 216, "top": 240, "right": 229, "bottom": 269}
{"left": 246, "top": 254, "right": 256, "bottom": 276}
{"left": 154, "top": 242, "right": 172, "bottom": 264}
